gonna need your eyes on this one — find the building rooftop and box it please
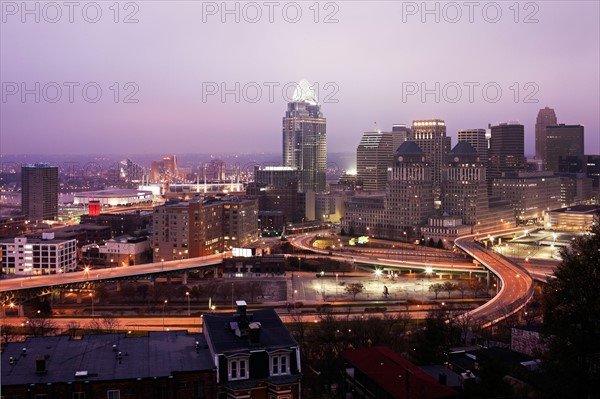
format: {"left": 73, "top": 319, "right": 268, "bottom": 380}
{"left": 203, "top": 308, "right": 297, "bottom": 356}
{"left": 343, "top": 346, "right": 457, "bottom": 399}
{"left": 450, "top": 141, "right": 478, "bottom": 156}
{"left": 550, "top": 205, "right": 599, "bottom": 214}
{"left": 1, "top": 331, "right": 213, "bottom": 386}
{"left": 0, "top": 236, "right": 75, "bottom": 244}
{"left": 395, "top": 141, "right": 424, "bottom": 156}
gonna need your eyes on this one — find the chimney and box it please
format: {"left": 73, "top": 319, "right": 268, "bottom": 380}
{"left": 36, "top": 356, "right": 47, "bottom": 374}
{"left": 236, "top": 300, "right": 247, "bottom": 319}
{"left": 249, "top": 322, "right": 261, "bottom": 344}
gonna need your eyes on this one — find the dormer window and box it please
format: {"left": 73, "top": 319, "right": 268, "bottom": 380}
{"left": 269, "top": 350, "right": 291, "bottom": 376}
{"left": 228, "top": 356, "right": 249, "bottom": 381}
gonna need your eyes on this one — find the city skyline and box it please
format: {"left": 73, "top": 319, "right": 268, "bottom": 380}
{"left": 1, "top": 1, "right": 599, "bottom": 156}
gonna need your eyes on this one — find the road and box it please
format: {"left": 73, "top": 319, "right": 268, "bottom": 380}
{"left": 0, "top": 254, "right": 224, "bottom": 293}
{"left": 291, "top": 230, "right": 535, "bottom": 327}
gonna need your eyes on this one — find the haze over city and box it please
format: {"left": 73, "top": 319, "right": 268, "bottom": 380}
{"left": 1, "top": 1, "right": 599, "bottom": 156}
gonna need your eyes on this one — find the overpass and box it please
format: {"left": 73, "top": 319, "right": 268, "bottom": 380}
{"left": 0, "top": 254, "right": 224, "bottom": 303}
{"left": 291, "top": 231, "right": 535, "bottom": 328}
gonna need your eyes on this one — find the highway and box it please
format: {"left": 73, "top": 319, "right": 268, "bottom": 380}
{"left": 0, "top": 254, "right": 223, "bottom": 293}
{"left": 292, "top": 231, "right": 535, "bottom": 328}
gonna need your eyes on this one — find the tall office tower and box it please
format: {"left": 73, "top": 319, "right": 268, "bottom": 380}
{"left": 282, "top": 79, "right": 327, "bottom": 193}
{"left": 488, "top": 123, "right": 526, "bottom": 183}
{"left": 535, "top": 106, "right": 557, "bottom": 162}
{"left": 119, "top": 159, "right": 146, "bottom": 182}
{"left": 391, "top": 124, "right": 411, "bottom": 151}
{"left": 442, "top": 142, "right": 488, "bottom": 225}
{"left": 385, "top": 141, "right": 434, "bottom": 241}
{"left": 163, "top": 155, "right": 178, "bottom": 180}
{"left": 410, "top": 119, "right": 451, "bottom": 204}
{"left": 356, "top": 131, "right": 393, "bottom": 191}
{"left": 544, "top": 124, "right": 584, "bottom": 172}
{"left": 458, "top": 129, "right": 488, "bottom": 164}
{"left": 21, "top": 163, "right": 59, "bottom": 223}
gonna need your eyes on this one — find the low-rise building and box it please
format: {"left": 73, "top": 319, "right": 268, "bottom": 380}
{"left": 203, "top": 301, "right": 302, "bottom": 399}
{"left": 222, "top": 255, "right": 286, "bottom": 277}
{"left": 544, "top": 205, "right": 599, "bottom": 230}
{"left": 342, "top": 346, "right": 458, "bottom": 398}
{"left": 0, "top": 233, "right": 77, "bottom": 276}
{"left": 0, "top": 331, "right": 218, "bottom": 399}
{"left": 421, "top": 214, "right": 472, "bottom": 248}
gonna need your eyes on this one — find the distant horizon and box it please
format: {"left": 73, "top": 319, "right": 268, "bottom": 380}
{"left": 1, "top": 1, "right": 598, "bottom": 155}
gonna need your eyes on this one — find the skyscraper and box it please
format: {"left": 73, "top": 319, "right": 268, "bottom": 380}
{"left": 458, "top": 129, "right": 488, "bottom": 164}
{"left": 21, "top": 163, "right": 59, "bottom": 222}
{"left": 356, "top": 131, "right": 393, "bottom": 191}
{"left": 442, "top": 142, "right": 488, "bottom": 225}
{"left": 282, "top": 79, "right": 327, "bottom": 193}
{"left": 535, "top": 106, "right": 558, "bottom": 162}
{"left": 410, "top": 119, "right": 451, "bottom": 204}
{"left": 385, "top": 141, "right": 434, "bottom": 240}
{"left": 391, "top": 124, "right": 411, "bottom": 152}
{"left": 488, "top": 123, "right": 526, "bottom": 182}
{"left": 544, "top": 124, "right": 584, "bottom": 172}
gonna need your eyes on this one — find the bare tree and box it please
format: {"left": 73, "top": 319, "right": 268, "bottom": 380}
{"left": 27, "top": 316, "right": 56, "bottom": 337}
{"left": 456, "top": 281, "right": 468, "bottom": 299}
{"left": 345, "top": 283, "right": 364, "bottom": 300}
{"left": 101, "top": 317, "right": 121, "bottom": 333}
{"left": 429, "top": 283, "right": 444, "bottom": 300}
{"left": 442, "top": 281, "right": 456, "bottom": 298}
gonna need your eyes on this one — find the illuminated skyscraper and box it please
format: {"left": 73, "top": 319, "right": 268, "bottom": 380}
{"left": 535, "top": 106, "right": 558, "bottom": 162}
{"left": 282, "top": 79, "right": 327, "bottom": 193}
{"left": 21, "top": 163, "right": 58, "bottom": 223}
{"left": 410, "top": 119, "right": 451, "bottom": 204}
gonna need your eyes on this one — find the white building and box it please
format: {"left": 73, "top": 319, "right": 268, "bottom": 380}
{"left": 0, "top": 233, "right": 77, "bottom": 276}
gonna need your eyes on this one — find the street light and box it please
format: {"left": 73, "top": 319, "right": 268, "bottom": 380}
{"left": 163, "top": 299, "right": 168, "bottom": 330}
{"left": 89, "top": 292, "right": 94, "bottom": 317}
{"left": 161, "top": 258, "right": 165, "bottom": 271}
{"left": 185, "top": 291, "right": 190, "bottom": 316}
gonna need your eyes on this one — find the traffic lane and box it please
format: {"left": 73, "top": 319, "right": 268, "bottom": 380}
{"left": 0, "top": 254, "right": 224, "bottom": 292}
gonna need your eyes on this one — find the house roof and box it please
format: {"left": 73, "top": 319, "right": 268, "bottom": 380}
{"left": 1, "top": 331, "right": 214, "bottom": 386}
{"left": 343, "top": 346, "right": 457, "bottom": 399}
{"left": 203, "top": 308, "right": 297, "bottom": 356}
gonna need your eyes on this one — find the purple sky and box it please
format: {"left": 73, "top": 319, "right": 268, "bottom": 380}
{"left": 1, "top": 1, "right": 599, "bottom": 156}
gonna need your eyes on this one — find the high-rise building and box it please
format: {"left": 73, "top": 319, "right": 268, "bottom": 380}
{"left": 391, "top": 124, "right": 411, "bottom": 152}
{"left": 458, "top": 129, "right": 488, "bottom": 164}
{"left": 152, "top": 197, "right": 258, "bottom": 261}
{"left": 385, "top": 141, "right": 434, "bottom": 240}
{"left": 410, "top": 119, "right": 451, "bottom": 204}
{"left": 488, "top": 123, "right": 526, "bottom": 182}
{"left": 544, "top": 124, "right": 584, "bottom": 172}
{"left": 356, "top": 131, "right": 393, "bottom": 191}
{"left": 282, "top": 79, "right": 327, "bottom": 193}
{"left": 535, "top": 106, "right": 557, "bottom": 162}
{"left": 442, "top": 142, "right": 488, "bottom": 225}
{"left": 21, "top": 163, "right": 59, "bottom": 222}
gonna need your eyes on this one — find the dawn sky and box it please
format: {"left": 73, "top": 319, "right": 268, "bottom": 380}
{"left": 1, "top": 1, "right": 599, "bottom": 156}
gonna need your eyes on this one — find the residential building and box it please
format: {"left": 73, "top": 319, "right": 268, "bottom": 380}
{"left": 342, "top": 346, "right": 458, "bottom": 398}
{"left": 0, "top": 331, "right": 218, "bottom": 399}
{"left": 203, "top": 301, "right": 302, "bottom": 399}
{"left": 0, "top": 233, "right": 76, "bottom": 276}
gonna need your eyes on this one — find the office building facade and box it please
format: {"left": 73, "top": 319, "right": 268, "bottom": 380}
{"left": 544, "top": 124, "right": 584, "bottom": 172}
{"left": 535, "top": 106, "right": 558, "bottom": 162}
{"left": 356, "top": 131, "right": 394, "bottom": 191}
{"left": 488, "top": 123, "right": 526, "bottom": 182}
{"left": 1, "top": 233, "right": 77, "bottom": 276}
{"left": 458, "top": 129, "right": 488, "bottom": 164}
{"left": 21, "top": 163, "right": 59, "bottom": 222}
{"left": 282, "top": 80, "right": 327, "bottom": 193}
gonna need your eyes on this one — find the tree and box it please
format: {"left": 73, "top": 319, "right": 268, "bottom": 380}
{"left": 540, "top": 218, "right": 600, "bottom": 398}
{"left": 429, "top": 283, "right": 443, "bottom": 300}
{"left": 345, "top": 282, "right": 364, "bottom": 300}
{"left": 456, "top": 281, "right": 468, "bottom": 299}
{"left": 442, "top": 281, "right": 456, "bottom": 298}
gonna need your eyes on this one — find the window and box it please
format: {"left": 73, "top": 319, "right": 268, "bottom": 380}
{"left": 107, "top": 390, "right": 120, "bottom": 399}
{"left": 270, "top": 354, "right": 290, "bottom": 376}
{"left": 228, "top": 358, "right": 248, "bottom": 381}
{"left": 73, "top": 393, "right": 86, "bottom": 399}
{"left": 193, "top": 381, "right": 205, "bottom": 399}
